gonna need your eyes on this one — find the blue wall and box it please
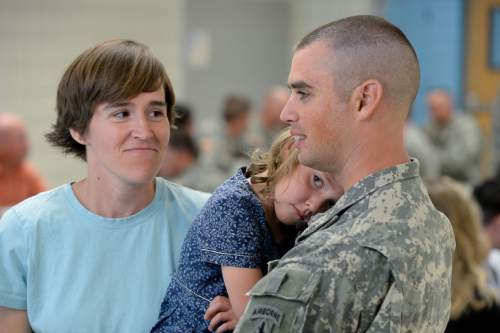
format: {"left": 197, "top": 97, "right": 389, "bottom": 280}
{"left": 385, "top": 0, "right": 465, "bottom": 125}
{"left": 491, "top": 8, "right": 500, "bottom": 68}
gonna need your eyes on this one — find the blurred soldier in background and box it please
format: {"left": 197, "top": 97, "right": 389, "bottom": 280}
{"left": 158, "top": 130, "right": 212, "bottom": 192}
{"left": 204, "top": 95, "right": 257, "bottom": 190}
{"left": 405, "top": 120, "right": 440, "bottom": 181}
{"left": 424, "top": 89, "right": 483, "bottom": 186}
{"left": 259, "top": 86, "right": 289, "bottom": 148}
{"left": 173, "top": 103, "right": 194, "bottom": 135}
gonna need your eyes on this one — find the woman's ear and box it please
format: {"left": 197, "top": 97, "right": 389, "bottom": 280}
{"left": 69, "top": 128, "right": 86, "bottom": 145}
{"left": 351, "top": 79, "right": 383, "bottom": 120}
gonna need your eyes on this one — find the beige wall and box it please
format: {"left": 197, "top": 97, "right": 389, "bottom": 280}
{"left": 290, "top": 0, "right": 383, "bottom": 45}
{"left": 0, "top": 0, "right": 382, "bottom": 187}
{"left": 0, "top": 0, "right": 183, "bottom": 187}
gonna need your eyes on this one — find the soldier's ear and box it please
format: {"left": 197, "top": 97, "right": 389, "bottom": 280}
{"left": 351, "top": 79, "right": 382, "bottom": 121}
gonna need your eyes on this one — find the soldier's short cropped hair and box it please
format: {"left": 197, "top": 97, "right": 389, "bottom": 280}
{"left": 296, "top": 15, "right": 420, "bottom": 112}
{"left": 46, "top": 39, "right": 176, "bottom": 160}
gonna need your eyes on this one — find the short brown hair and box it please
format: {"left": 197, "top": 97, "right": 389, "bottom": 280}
{"left": 46, "top": 39, "right": 176, "bottom": 160}
{"left": 296, "top": 15, "right": 419, "bottom": 112}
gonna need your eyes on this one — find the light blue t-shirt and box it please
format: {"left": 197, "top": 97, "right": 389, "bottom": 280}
{"left": 0, "top": 178, "right": 209, "bottom": 333}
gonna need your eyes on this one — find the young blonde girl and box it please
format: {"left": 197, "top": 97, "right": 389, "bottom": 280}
{"left": 151, "top": 130, "right": 343, "bottom": 332}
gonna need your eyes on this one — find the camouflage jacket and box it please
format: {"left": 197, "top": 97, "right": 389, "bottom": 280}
{"left": 235, "top": 160, "right": 455, "bottom": 333}
{"left": 424, "top": 113, "right": 482, "bottom": 185}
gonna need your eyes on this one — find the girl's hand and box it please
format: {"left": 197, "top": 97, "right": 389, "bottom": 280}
{"left": 204, "top": 296, "right": 238, "bottom": 333}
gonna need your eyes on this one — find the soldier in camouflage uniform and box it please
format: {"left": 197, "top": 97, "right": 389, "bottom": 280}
{"left": 234, "top": 15, "right": 455, "bottom": 333}
{"left": 424, "top": 89, "right": 483, "bottom": 186}
{"left": 405, "top": 122, "right": 440, "bottom": 181}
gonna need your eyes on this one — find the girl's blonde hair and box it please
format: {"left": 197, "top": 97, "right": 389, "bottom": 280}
{"left": 246, "top": 129, "right": 298, "bottom": 199}
{"left": 427, "top": 177, "right": 497, "bottom": 319}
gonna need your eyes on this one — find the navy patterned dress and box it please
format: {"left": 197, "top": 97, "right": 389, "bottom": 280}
{"left": 151, "top": 168, "right": 292, "bottom": 333}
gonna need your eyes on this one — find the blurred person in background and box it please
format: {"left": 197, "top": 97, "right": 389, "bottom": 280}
{"left": 259, "top": 86, "right": 289, "bottom": 148}
{"left": 166, "top": 103, "right": 217, "bottom": 191}
{"left": 404, "top": 113, "right": 440, "bottom": 181}
{"left": 424, "top": 89, "right": 483, "bottom": 186}
{"left": 428, "top": 177, "right": 500, "bottom": 333}
{"left": 0, "top": 113, "right": 46, "bottom": 213}
{"left": 0, "top": 39, "right": 209, "bottom": 333}
{"left": 158, "top": 130, "right": 210, "bottom": 191}
{"left": 172, "top": 103, "right": 194, "bottom": 135}
{"left": 474, "top": 177, "right": 500, "bottom": 298}
{"left": 203, "top": 95, "right": 258, "bottom": 191}
{"left": 218, "top": 94, "right": 254, "bottom": 161}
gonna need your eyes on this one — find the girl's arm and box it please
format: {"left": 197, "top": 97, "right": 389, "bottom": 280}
{"left": 221, "top": 266, "right": 263, "bottom": 318}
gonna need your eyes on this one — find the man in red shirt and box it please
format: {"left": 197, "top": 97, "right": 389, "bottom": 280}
{"left": 0, "top": 113, "right": 46, "bottom": 211}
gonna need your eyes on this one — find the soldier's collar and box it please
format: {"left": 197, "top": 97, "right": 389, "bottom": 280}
{"left": 299, "top": 159, "right": 420, "bottom": 240}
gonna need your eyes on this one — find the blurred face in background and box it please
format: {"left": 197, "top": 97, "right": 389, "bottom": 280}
{"left": 261, "top": 88, "right": 289, "bottom": 130}
{"left": 0, "top": 116, "right": 29, "bottom": 168}
{"left": 227, "top": 112, "right": 250, "bottom": 139}
{"left": 427, "top": 90, "right": 453, "bottom": 127}
{"left": 158, "top": 146, "right": 194, "bottom": 178}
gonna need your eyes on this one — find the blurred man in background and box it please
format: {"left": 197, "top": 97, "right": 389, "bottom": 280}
{"left": 158, "top": 130, "right": 212, "bottom": 192}
{"left": 0, "top": 113, "right": 46, "bottom": 212}
{"left": 220, "top": 94, "right": 254, "bottom": 161}
{"left": 204, "top": 95, "right": 256, "bottom": 189}
{"left": 260, "top": 86, "right": 289, "bottom": 148}
{"left": 173, "top": 103, "right": 194, "bottom": 135}
{"left": 424, "top": 89, "right": 483, "bottom": 186}
{"left": 404, "top": 118, "right": 440, "bottom": 181}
